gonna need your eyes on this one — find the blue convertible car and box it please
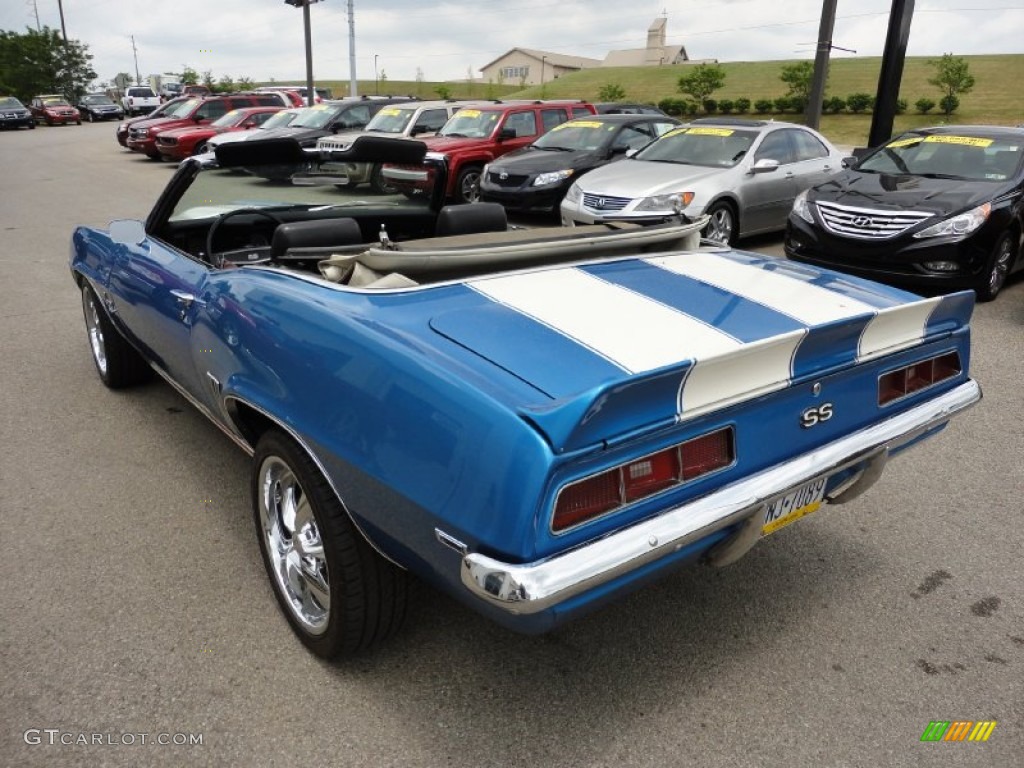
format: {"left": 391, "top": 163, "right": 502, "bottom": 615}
{"left": 71, "top": 137, "right": 981, "bottom": 658}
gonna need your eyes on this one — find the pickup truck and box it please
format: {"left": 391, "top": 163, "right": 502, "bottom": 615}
{"left": 121, "top": 86, "right": 160, "bottom": 116}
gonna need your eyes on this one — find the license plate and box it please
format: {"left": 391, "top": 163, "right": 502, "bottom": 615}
{"left": 762, "top": 476, "right": 828, "bottom": 535}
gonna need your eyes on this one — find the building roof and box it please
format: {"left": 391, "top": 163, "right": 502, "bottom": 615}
{"left": 602, "top": 46, "right": 688, "bottom": 67}
{"left": 479, "top": 47, "right": 603, "bottom": 72}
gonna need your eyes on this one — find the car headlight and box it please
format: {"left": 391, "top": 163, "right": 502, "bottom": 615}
{"left": 634, "top": 192, "right": 695, "bottom": 212}
{"left": 913, "top": 202, "right": 991, "bottom": 239}
{"left": 564, "top": 182, "right": 582, "bottom": 204}
{"left": 533, "top": 169, "right": 574, "bottom": 187}
{"left": 792, "top": 190, "right": 814, "bottom": 224}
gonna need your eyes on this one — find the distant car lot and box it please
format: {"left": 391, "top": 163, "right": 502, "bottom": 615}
{"left": 2, "top": 121, "right": 1020, "bottom": 768}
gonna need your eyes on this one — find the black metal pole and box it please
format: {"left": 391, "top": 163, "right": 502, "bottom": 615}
{"left": 805, "top": 0, "right": 837, "bottom": 130}
{"left": 302, "top": 0, "right": 315, "bottom": 107}
{"left": 868, "top": 0, "right": 915, "bottom": 148}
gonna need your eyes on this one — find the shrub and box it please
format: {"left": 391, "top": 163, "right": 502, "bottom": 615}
{"left": 598, "top": 83, "right": 627, "bottom": 102}
{"left": 702, "top": 98, "right": 717, "bottom": 114}
{"left": 915, "top": 97, "right": 936, "bottom": 114}
{"left": 435, "top": 84, "right": 452, "bottom": 99}
{"left": 718, "top": 99, "right": 734, "bottom": 114}
{"left": 773, "top": 96, "right": 792, "bottom": 113}
{"left": 895, "top": 98, "right": 908, "bottom": 114}
{"left": 823, "top": 96, "right": 846, "bottom": 114}
{"left": 734, "top": 97, "right": 751, "bottom": 114}
{"left": 939, "top": 94, "right": 960, "bottom": 115}
{"left": 658, "top": 97, "right": 688, "bottom": 116}
{"left": 846, "top": 92, "right": 874, "bottom": 113}
{"left": 789, "top": 96, "right": 807, "bottom": 114}
{"left": 753, "top": 98, "right": 774, "bottom": 114}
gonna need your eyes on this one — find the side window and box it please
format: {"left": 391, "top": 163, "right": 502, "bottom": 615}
{"left": 791, "top": 129, "right": 829, "bottom": 161}
{"left": 251, "top": 112, "right": 276, "bottom": 127}
{"left": 228, "top": 98, "right": 253, "bottom": 111}
{"left": 413, "top": 109, "right": 448, "bottom": 133}
{"left": 504, "top": 111, "right": 538, "bottom": 138}
{"left": 336, "top": 105, "right": 371, "bottom": 129}
{"left": 195, "top": 100, "right": 229, "bottom": 121}
{"left": 540, "top": 109, "right": 567, "bottom": 133}
{"left": 572, "top": 106, "right": 592, "bottom": 118}
{"left": 612, "top": 125, "right": 654, "bottom": 151}
{"left": 754, "top": 130, "right": 795, "bottom": 164}
{"left": 651, "top": 120, "right": 678, "bottom": 137}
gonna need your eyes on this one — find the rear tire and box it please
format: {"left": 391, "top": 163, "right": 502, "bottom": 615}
{"left": 975, "top": 232, "right": 1015, "bottom": 302}
{"left": 455, "top": 165, "right": 483, "bottom": 204}
{"left": 80, "top": 283, "right": 152, "bottom": 388}
{"left": 369, "top": 163, "right": 397, "bottom": 195}
{"left": 252, "top": 431, "right": 409, "bottom": 659}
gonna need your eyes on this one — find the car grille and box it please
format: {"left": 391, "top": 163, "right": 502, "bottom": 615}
{"left": 582, "top": 193, "right": 631, "bottom": 212}
{"left": 318, "top": 137, "right": 352, "bottom": 152}
{"left": 814, "top": 200, "right": 933, "bottom": 240}
{"left": 487, "top": 170, "right": 529, "bottom": 187}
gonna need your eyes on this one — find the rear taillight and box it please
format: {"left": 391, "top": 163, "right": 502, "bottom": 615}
{"left": 878, "top": 351, "right": 961, "bottom": 405}
{"left": 552, "top": 427, "right": 734, "bottom": 532}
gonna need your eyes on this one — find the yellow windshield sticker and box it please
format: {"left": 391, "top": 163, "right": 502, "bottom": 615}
{"left": 887, "top": 137, "right": 923, "bottom": 148}
{"left": 664, "top": 127, "right": 689, "bottom": 138}
{"left": 555, "top": 120, "right": 602, "bottom": 130}
{"left": 686, "top": 127, "right": 735, "bottom": 137}
{"left": 380, "top": 108, "right": 402, "bottom": 116}
{"left": 458, "top": 109, "right": 481, "bottom": 118}
{"left": 923, "top": 135, "right": 994, "bottom": 148}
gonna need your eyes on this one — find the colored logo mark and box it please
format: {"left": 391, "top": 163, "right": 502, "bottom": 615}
{"left": 920, "top": 720, "right": 997, "bottom": 742}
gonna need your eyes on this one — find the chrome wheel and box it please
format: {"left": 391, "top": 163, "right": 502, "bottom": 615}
{"left": 703, "top": 202, "right": 735, "bottom": 245}
{"left": 986, "top": 235, "right": 1013, "bottom": 298}
{"left": 82, "top": 288, "right": 108, "bottom": 376}
{"left": 258, "top": 455, "right": 330, "bottom": 634}
{"left": 458, "top": 167, "right": 482, "bottom": 203}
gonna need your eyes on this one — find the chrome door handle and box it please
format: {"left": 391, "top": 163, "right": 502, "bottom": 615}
{"left": 170, "top": 289, "right": 203, "bottom": 322}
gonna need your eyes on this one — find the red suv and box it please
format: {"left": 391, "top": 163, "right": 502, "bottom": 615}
{"left": 387, "top": 100, "right": 595, "bottom": 203}
{"left": 126, "top": 93, "right": 281, "bottom": 159}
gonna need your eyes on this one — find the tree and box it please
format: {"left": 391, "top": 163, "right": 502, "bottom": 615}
{"left": 677, "top": 64, "right": 725, "bottom": 111}
{"left": 0, "top": 26, "right": 97, "bottom": 102}
{"left": 201, "top": 69, "right": 215, "bottom": 90}
{"left": 598, "top": 83, "right": 627, "bottom": 102}
{"left": 217, "top": 74, "right": 235, "bottom": 93}
{"left": 180, "top": 66, "right": 199, "bottom": 86}
{"left": 236, "top": 76, "right": 254, "bottom": 89}
{"left": 779, "top": 61, "right": 815, "bottom": 104}
{"left": 928, "top": 53, "right": 975, "bottom": 116}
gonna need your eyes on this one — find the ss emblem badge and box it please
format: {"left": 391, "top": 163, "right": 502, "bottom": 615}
{"left": 801, "top": 403, "right": 834, "bottom": 428}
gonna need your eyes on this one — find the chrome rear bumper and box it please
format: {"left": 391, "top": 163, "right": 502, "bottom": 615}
{"left": 460, "top": 380, "right": 981, "bottom": 614}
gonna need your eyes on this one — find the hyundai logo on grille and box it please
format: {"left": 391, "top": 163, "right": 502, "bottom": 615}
{"left": 852, "top": 216, "right": 873, "bottom": 227}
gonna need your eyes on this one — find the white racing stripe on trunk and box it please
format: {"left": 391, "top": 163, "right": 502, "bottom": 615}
{"left": 470, "top": 268, "right": 742, "bottom": 374}
{"left": 858, "top": 297, "right": 941, "bottom": 361}
{"left": 647, "top": 252, "right": 877, "bottom": 325}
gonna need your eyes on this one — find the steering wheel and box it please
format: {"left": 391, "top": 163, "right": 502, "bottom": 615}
{"left": 205, "top": 208, "right": 284, "bottom": 266}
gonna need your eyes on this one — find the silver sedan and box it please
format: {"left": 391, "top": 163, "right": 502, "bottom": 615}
{"left": 560, "top": 119, "right": 847, "bottom": 245}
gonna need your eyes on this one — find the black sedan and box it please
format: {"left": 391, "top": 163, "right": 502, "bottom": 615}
{"left": 785, "top": 125, "right": 1024, "bottom": 301}
{"left": 479, "top": 113, "right": 680, "bottom": 215}
{"left": 77, "top": 94, "right": 124, "bottom": 122}
{"left": 0, "top": 96, "right": 35, "bottom": 130}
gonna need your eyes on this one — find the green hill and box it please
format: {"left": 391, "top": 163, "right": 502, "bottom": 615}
{"left": 317, "top": 54, "right": 1023, "bottom": 147}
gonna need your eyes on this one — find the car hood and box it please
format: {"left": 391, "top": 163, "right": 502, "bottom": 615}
{"left": 421, "top": 135, "right": 494, "bottom": 154}
{"left": 422, "top": 250, "right": 973, "bottom": 452}
{"left": 160, "top": 125, "right": 216, "bottom": 139}
{"left": 491, "top": 147, "right": 602, "bottom": 174}
{"left": 807, "top": 171, "right": 1004, "bottom": 216}
{"left": 578, "top": 159, "right": 729, "bottom": 196}
{"left": 257, "top": 126, "right": 329, "bottom": 145}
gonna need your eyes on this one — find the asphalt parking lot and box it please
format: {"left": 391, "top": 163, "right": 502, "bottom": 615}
{"left": 2, "top": 122, "right": 1022, "bottom": 768}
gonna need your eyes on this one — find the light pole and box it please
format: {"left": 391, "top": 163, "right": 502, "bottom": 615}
{"left": 284, "top": 0, "right": 319, "bottom": 107}
{"left": 541, "top": 55, "right": 547, "bottom": 89}
{"left": 374, "top": 54, "right": 379, "bottom": 95}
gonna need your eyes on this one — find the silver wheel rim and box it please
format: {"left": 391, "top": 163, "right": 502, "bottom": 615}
{"left": 705, "top": 206, "right": 733, "bottom": 244}
{"left": 82, "top": 290, "right": 108, "bottom": 376}
{"left": 461, "top": 171, "right": 481, "bottom": 203}
{"left": 258, "top": 456, "right": 330, "bottom": 634}
{"left": 988, "top": 238, "right": 1012, "bottom": 295}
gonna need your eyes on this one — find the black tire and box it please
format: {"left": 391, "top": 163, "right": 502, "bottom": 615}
{"left": 702, "top": 200, "right": 737, "bottom": 246}
{"left": 455, "top": 165, "right": 483, "bottom": 204}
{"left": 193, "top": 141, "right": 207, "bottom": 156}
{"left": 975, "top": 232, "right": 1015, "bottom": 302}
{"left": 80, "top": 283, "right": 152, "bottom": 388}
{"left": 252, "top": 431, "right": 408, "bottom": 659}
{"left": 369, "top": 163, "right": 397, "bottom": 195}
{"left": 28, "top": 121, "right": 35, "bottom": 130}
{"left": 87, "top": 111, "right": 94, "bottom": 123}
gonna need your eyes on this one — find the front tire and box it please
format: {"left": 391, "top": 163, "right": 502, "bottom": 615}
{"left": 80, "top": 283, "right": 152, "bottom": 388}
{"left": 369, "top": 163, "right": 397, "bottom": 195}
{"left": 455, "top": 165, "right": 483, "bottom": 204}
{"left": 252, "top": 431, "right": 408, "bottom": 659}
{"left": 702, "top": 201, "right": 737, "bottom": 246}
{"left": 974, "top": 232, "right": 1015, "bottom": 302}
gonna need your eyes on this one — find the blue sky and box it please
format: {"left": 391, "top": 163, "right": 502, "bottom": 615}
{"left": 2, "top": 1, "right": 1021, "bottom": 87}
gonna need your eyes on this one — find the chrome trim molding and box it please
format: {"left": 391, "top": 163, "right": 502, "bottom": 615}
{"left": 461, "top": 380, "right": 981, "bottom": 614}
